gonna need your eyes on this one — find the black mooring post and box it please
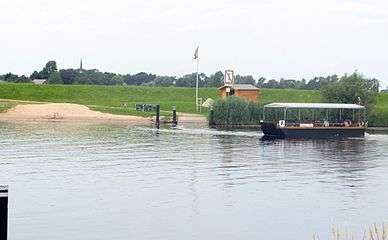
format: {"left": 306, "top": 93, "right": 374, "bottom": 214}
{"left": 209, "top": 106, "right": 215, "bottom": 127}
{"left": 172, "top": 105, "right": 177, "bottom": 127}
{"left": 155, "top": 104, "right": 160, "bottom": 129}
{"left": 0, "top": 186, "right": 8, "bottom": 240}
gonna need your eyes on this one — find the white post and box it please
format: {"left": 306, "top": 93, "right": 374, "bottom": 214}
{"left": 298, "top": 109, "right": 301, "bottom": 122}
{"left": 196, "top": 56, "right": 199, "bottom": 112}
{"left": 262, "top": 107, "right": 266, "bottom": 121}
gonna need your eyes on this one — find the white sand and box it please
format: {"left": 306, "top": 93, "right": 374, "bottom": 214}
{"left": 0, "top": 103, "right": 150, "bottom": 124}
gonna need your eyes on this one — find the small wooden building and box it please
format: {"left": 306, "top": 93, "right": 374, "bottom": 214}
{"left": 218, "top": 84, "right": 260, "bottom": 102}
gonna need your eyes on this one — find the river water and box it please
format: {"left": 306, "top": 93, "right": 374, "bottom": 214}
{"left": 1, "top": 123, "right": 388, "bottom": 240}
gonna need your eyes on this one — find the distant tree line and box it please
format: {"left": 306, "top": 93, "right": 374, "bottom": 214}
{"left": 0, "top": 61, "right": 382, "bottom": 91}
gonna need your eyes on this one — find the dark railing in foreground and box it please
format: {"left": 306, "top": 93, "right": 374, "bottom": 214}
{"left": 0, "top": 185, "right": 8, "bottom": 240}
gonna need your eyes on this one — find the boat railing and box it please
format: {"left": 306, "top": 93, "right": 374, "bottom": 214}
{"left": 276, "top": 120, "right": 365, "bottom": 128}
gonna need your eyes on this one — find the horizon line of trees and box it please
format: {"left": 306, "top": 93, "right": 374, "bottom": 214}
{"left": 0, "top": 61, "right": 382, "bottom": 91}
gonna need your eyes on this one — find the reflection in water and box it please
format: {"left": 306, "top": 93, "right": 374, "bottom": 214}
{"left": 1, "top": 123, "right": 388, "bottom": 240}
{"left": 217, "top": 135, "right": 234, "bottom": 188}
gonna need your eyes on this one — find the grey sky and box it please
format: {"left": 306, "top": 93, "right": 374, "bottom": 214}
{"left": 1, "top": 0, "right": 388, "bottom": 87}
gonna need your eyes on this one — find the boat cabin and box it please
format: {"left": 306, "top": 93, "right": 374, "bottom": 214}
{"left": 261, "top": 103, "right": 366, "bottom": 139}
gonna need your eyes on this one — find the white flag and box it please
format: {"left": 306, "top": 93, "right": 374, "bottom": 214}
{"left": 194, "top": 47, "right": 199, "bottom": 59}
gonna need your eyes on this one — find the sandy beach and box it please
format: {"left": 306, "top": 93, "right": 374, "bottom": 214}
{"left": 0, "top": 103, "right": 151, "bottom": 124}
{"left": 0, "top": 102, "right": 208, "bottom": 125}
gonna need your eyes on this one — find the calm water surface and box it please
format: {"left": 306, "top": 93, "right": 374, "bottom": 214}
{"left": 1, "top": 123, "right": 388, "bottom": 240}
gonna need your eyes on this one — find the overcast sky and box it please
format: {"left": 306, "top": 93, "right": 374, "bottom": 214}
{"left": 1, "top": 0, "right": 388, "bottom": 87}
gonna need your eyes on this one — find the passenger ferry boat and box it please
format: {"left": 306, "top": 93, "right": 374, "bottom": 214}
{"left": 260, "top": 103, "right": 366, "bottom": 139}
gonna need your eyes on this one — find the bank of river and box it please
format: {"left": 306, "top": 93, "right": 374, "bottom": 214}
{"left": 1, "top": 123, "right": 387, "bottom": 239}
{"left": 0, "top": 102, "right": 207, "bottom": 125}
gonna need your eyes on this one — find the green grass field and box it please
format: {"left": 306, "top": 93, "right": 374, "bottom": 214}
{"left": 0, "top": 84, "right": 321, "bottom": 112}
{"left": 260, "top": 88, "right": 321, "bottom": 104}
{"left": 0, "top": 84, "right": 217, "bottom": 115}
{"left": 368, "top": 93, "right": 388, "bottom": 126}
{"left": 0, "top": 83, "right": 386, "bottom": 126}
{"left": 0, "top": 101, "right": 17, "bottom": 113}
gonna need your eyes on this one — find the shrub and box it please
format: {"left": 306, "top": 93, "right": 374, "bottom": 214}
{"left": 210, "top": 97, "right": 261, "bottom": 126}
{"left": 321, "top": 72, "right": 379, "bottom": 110}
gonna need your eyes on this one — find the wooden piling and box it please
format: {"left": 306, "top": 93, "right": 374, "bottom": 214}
{"left": 172, "top": 106, "right": 177, "bottom": 127}
{"left": 155, "top": 104, "right": 160, "bottom": 129}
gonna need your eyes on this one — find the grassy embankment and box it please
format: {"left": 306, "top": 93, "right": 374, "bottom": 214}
{"left": 0, "top": 84, "right": 217, "bottom": 117}
{"left": 369, "top": 93, "right": 388, "bottom": 127}
{"left": 0, "top": 101, "right": 17, "bottom": 113}
{"left": 0, "top": 84, "right": 320, "bottom": 115}
{"left": 0, "top": 84, "right": 320, "bottom": 116}
{"left": 0, "top": 83, "right": 386, "bottom": 126}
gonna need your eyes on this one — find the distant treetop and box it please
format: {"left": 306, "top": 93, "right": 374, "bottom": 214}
{"left": 0, "top": 61, "right": 381, "bottom": 92}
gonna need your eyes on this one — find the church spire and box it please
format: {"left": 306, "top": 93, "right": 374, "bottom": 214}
{"left": 79, "top": 58, "right": 83, "bottom": 72}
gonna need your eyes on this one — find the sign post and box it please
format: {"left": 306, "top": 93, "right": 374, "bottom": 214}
{"left": 224, "top": 69, "right": 235, "bottom": 86}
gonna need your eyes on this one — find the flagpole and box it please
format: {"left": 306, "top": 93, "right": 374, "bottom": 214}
{"left": 196, "top": 55, "right": 199, "bottom": 112}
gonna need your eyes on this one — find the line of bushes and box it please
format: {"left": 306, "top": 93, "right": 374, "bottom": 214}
{"left": 210, "top": 97, "right": 262, "bottom": 126}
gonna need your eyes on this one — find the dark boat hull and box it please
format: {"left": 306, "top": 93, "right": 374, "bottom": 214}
{"left": 261, "top": 122, "right": 365, "bottom": 139}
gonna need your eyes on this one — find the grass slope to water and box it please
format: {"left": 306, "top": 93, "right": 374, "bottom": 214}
{"left": 0, "top": 84, "right": 320, "bottom": 115}
{"left": 0, "top": 101, "right": 17, "bottom": 113}
{"left": 0, "top": 83, "right": 387, "bottom": 126}
{"left": 0, "top": 84, "right": 217, "bottom": 115}
{"left": 369, "top": 93, "right": 388, "bottom": 126}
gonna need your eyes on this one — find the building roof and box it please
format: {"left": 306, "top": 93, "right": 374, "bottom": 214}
{"left": 218, "top": 84, "right": 259, "bottom": 90}
{"left": 32, "top": 79, "right": 48, "bottom": 84}
{"left": 264, "top": 102, "right": 365, "bottom": 109}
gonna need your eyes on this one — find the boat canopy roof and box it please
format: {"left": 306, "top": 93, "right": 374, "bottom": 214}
{"left": 264, "top": 102, "right": 365, "bottom": 110}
